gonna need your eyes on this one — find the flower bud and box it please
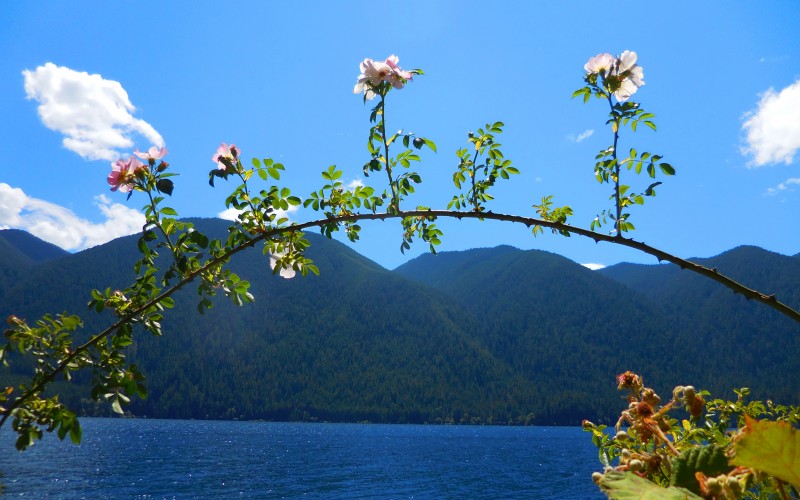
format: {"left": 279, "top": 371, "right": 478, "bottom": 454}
{"left": 705, "top": 476, "right": 721, "bottom": 492}
{"left": 591, "top": 472, "right": 603, "bottom": 484}
{"left": 628, "top": 459, "right": 644, "bottom": 472}
{"left": 726, "top": 476, "right": 742, "bottom": 494}
{"left": 157, "top": 161, "right": 169, "bottom": 172}
{"left": 642, "top": 388, "right": 661, "bottom": 406}
{"left": 614, "top": 430, "right": 628, "bottom": 441}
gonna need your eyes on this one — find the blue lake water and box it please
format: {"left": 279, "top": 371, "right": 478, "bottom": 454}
{"left": 0, "top": 419, "right": 604, "bottom": 498}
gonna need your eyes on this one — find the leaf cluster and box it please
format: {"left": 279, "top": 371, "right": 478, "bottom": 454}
{"left": 448, "top": 122, "right": 518, "bottom": 212}
{"left": 585, "top": 373, "right": 800, "bottom": 499}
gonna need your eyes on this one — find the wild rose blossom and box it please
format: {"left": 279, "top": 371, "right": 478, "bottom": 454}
{"left": 134, "top": 146, "right": 168, "bottom": 163}
{"left": 108, "top": 156, "right": 146, "bottom": 193}
{"left": 584, "top": 53, "right": 615, "bottom": 75}
{"left": 584, "top": 50, "right": 645, "bottom": 102}
{"left": 612, "top": 50, "right": 644, "bottom": 102}
{"left": 353, "top": 55, "right": 412, "bottom": 100}
{"left": 269, "top": 249, "right": 297, "bottom": 279}
{"left": 212, "top": 143, "right": 239, "bottom": 171}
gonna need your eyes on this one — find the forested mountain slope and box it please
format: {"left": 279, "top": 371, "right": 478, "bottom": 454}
{"left": 2, "top": 222, "right": 797, "bottom": 425}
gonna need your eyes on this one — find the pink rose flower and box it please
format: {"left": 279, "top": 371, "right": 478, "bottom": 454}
{"left": 108, "top": 156, "right": 146, "bottom": 193}
{"left": 584, "top": 53, "right": 615, "bottom": 75}
{"left": 212, "top": 143, "right": 239, "bottom": 171}
{"left": 134, "top": 146, "right": 168, "bottom": 162}
{"left": 353, "top": 55, "right": 413, "bottom": 99}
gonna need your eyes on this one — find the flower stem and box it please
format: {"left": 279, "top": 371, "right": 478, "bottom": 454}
{"left": 379, "top": 92, "right": 399, "bottom": 213}
{"left": 607, "top": 94, "right": 622, "bottom": 236}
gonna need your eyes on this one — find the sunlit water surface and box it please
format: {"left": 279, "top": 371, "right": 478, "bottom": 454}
{"left": 0, "top": 419, "right": 604, "bottom": 498}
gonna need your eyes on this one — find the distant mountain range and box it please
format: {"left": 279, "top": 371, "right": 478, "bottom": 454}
{"left": 1, "top": 220, "right": 798, "bottom": 425}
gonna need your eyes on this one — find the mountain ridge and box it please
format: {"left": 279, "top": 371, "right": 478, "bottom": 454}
{"left": 2, "top": 221, "right": 798, "bottom": 425}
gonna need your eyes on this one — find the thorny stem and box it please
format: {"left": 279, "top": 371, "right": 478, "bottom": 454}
{"left": 606, "top": 93, "right": 622, "bottom": 237}
{"left": 379, "top": 92, "right": 399, "bottom": 213}
{"left": 470, "top": 148, "right": 481, "bottom": 211}
{"left": 3, "top": 209, "right": 799, "bottom": 429}
{"left": 146, "top": 189, "right": 181, "bottom": 261}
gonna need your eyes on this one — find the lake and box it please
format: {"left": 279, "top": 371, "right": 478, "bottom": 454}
{"left": 0, "top": 419, "right": 604, "bottom": 498}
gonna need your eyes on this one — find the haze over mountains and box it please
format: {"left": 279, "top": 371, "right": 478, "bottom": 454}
{"left": 1, "top": 219, "right": 798, "bottom": 425}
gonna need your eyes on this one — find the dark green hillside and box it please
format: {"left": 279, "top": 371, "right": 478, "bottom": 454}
{"left": 0, "top": 229, "right": 69, "bottom": 264}
{"left": 396, "top": 247, "right": 673, "bottom": 424}
{"left": 0, "top": 229, "right": 70, "bottom": 301}
{"left": 2, "top": 219, "right": 540, "bottom": 425}
{"left": 2, "top": 222, "right": 798, "bottom": 427}
{"left": 599, "top": 246, "right": 800, "bottom": 404}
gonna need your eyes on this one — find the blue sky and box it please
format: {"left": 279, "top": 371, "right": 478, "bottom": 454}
{"left": 1, "top": 1, "right": 798, "bottom": 270}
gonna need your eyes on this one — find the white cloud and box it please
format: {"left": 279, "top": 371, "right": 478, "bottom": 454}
{"left": 766, "top": 177, "right": 800, "bottom": 196}
{"left": 347, "top": 178, "right": 365, "bottom": 189}
{"left": 23, "top": 62, "right": 164, "bottom": 161}
{"left": 568, "top": 129, "right": 594, "bottom": 143}
{"left": 581, "top": 263, "right": 605, "bottom": 271}
{"left": 218, "top": 205, "right": 299, "bottom": 223}
{"left": 0, "top": 184, "right": 145, "bottom": 250}
{"left": 741, "top": 79, "right": 800, "bottom": 167}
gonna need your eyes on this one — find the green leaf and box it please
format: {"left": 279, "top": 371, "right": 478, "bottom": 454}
{"left": 731, "top": 418, "right": 800, "bottom": 489}
{"left": 156, "top": 179, "right": 175, "bottom": 196}
{"left": 160, "top": 207, "right": 178, "bottom": 216}
{"left": 599, "top": 471, "right": 702, "bottom": 499}
{"left": 69, "top": 419, "right": 82, "bottom": 444}
{"left": 659, "top": 163, "right": 676, "bottom": 176}
{"left": 669, "top": 445, "right": 731, "bottom": 495}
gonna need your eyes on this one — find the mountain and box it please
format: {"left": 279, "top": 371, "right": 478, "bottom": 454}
{"left": 396, "top": 246, "right": 677, "bottom": 423}
{"left": 0, "top": 229, "right": 70, "bottom": 302}
{"left": 1, "top": 223, "right": 798, "bottom": 425}
{"left": 0, "top": 229, "right": 69, "bottom": 264}
{"left": 1, "top": 220, "right": 539, "bottom": 425}
{"left": 597, "top": 246, "right": 800, "bottom": 403}
{"left": 400, "top": 245, "right": 800, "bottom": 410}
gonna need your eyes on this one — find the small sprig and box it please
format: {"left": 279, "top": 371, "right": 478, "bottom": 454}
{"left": 449, "top": 122, "right": 518, "bottom": 212}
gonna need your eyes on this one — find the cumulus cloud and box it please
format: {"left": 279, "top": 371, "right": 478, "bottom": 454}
{"left": 568, "top": 129, "right": 594, "bottom": 143}
{"left": 22, "top": 62, "right": 164, "bottom": 161}
{"left": 766, "top": 177, "right": 800, "bottom": 196}
{"left": 581, "top": 263, "right": 605, "bottom": 271}
{"left": 218, "top": 205, "right": 299, "bottom": 223}
{"left": 0, "top": 184, "right": 145, "bottom": 250}
{"left": 347, "top": 178, "right": 365, "bottom": 189}
{"left": 741, "top": 79, "right": 800, "bottom": 167}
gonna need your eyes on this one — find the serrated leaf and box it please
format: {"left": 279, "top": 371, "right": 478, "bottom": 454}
{"left": 669, "top": 445, "right": 731, "bottom": 495}
{"left": 600, "top": 471, "right": 701, "bottom": 499}
{"left": 731, "top": 418, "right": 800, "bottom": 488}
